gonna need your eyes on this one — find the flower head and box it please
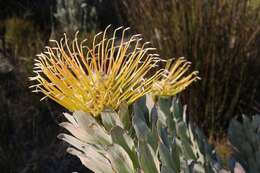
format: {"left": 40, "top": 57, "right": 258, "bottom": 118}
{"left": 29, "top": 26, "right": 162, "bottom": 115}
{"left": 152, "top": 57, "right": 200, "bottom": 96}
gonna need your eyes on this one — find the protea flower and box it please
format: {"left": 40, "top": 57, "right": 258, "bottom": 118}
{"left": 152, "top": 57, "right": 200, "bottom": 96}
{"left": 29, "top": 26, "right": 162, "bottom": 115}
{"left": 29, "top": 26, "right": 199, "bottom": 116}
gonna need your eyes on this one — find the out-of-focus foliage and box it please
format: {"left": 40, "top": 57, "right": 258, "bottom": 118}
{"left": 228, "top": 115, "right": 260, "bottom": 172}
{"left": 118, "top": 0, "right": 260, "bottom": 136}
{"left": 52, "top": 0, "right": 98, "bottom": 39}
{"left": 5, "top": 17, "right": 44, "bottom": 59}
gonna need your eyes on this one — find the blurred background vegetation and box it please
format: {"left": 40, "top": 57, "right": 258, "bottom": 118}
{"left": 0, "top": 0, "right": 259, "bottom": 172}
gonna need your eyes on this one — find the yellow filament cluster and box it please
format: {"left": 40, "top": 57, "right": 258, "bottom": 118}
{"left": 29, "top": 26, "right": 199, "bottom": 116}
{"left": 152, "top": 57, "right": 200, "bottom": 96}
{"left": 29, "top": 26, "right": 162, "bottom": 115}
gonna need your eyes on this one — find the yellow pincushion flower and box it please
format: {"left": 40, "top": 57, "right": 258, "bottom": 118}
{"left": 152, "top": 57, "right": 200, "bottom": 96}
{"left": 29, "top": 26, "right": 162, "bottom": 115}
{"left": 30, "top": 26, "right": 199, "bottom": 115}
